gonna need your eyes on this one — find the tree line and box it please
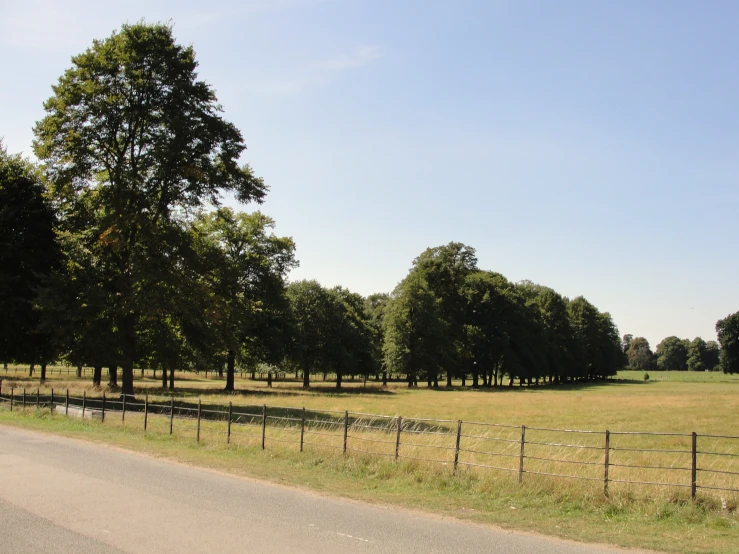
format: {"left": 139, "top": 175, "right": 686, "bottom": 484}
{"left": 2, "top": 22, "right": 738, "bottom": 394}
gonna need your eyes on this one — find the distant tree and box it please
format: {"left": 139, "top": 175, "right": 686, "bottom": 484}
{"left": 33, "top": 22, "right": 266, "bottom": 395}
{"left": 0, "top": 144, "right": 60, "bottom": 374}
{"left": 625, "top": 337, "right": 653, "bottom": 370}
{"left": 705, "top": 340, "right": 721, "bottom": 371}
{"left": 686, "top": 337, "right": 708, "bottom": 372}
{"left": 716, "top": 312, "right": 739, "bottom": 374}
{"left": 655, "top": 336, "right": 688, "bottom": 371}
{"left": 622, "top": 334, "right": 633, "bottom": 354}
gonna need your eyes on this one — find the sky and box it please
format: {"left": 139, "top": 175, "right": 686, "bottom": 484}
{"left": 1, "top": 0, "right": 738, "bottom": 348}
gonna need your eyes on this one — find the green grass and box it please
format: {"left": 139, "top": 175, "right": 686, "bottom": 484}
{"left": 1, "top": 370, "right": 738, "bottom": 554}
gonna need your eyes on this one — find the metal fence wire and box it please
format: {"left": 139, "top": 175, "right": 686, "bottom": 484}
{"left": 0, "top": 385, "right": 737, "bottom": 500}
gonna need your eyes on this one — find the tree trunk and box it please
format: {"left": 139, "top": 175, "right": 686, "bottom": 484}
{"left": 433, "top": 374, "right": 439, "bottom": 388}
{"left": 40, "top": 363, "right": 47, "bottom": 384}
{"left": 120, "top": 313, "right": 136, "bottom": 396}
{"left": 93, "top": 365, "right": 102, "bottom": 387}
{"left": 161, "top": 367, "right": 168, "bottom": 388}
{"left": 29, "top": 363, "right": 34, "bottom": 377}
{"left": 472, "top": 368, "right": 479, "bottom": 388}
{"left": 109, "top": 366, "right": 118, "bottom": 388}
{"left": 382, "top": 371, "right": 387, "bottom": 386}
{"left": 446, "top": 371, "right": 452, "bottom": 387}
{"left": 76, "top": 365, "right": 82, "bottom": 378}
{"left": 302, "top": 368, "right": 310, "bottom": 389}
{"left": 336, "top": 371, "right": 342, "bottom": 390}
{"left": 225, "top": 349, "right": 235, "bottom": 392}
{"left": 169, "top": 366, "right": 175, "bottom": 390}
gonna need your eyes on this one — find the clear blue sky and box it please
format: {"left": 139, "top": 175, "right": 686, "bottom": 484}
{"left": 2, "top": 0, "right": 738, "bottom": 348}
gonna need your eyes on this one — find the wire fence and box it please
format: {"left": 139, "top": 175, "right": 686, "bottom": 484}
{"left": 0, "top": 384, "right": 737, "bottom": 501}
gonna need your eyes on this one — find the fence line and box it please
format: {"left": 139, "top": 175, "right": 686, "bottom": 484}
{"left": 0, "top": 385, "right": 737, "bottom": 501}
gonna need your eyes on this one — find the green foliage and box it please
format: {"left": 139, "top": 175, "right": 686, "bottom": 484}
{"left": 0, "top": 144, "right": 60, "bottom": 366}
{"left": 655, "top": 336, "right": 688, "bottom": 371}
{"left": 716, "top": 311, "right": 739, "bottom": 374}
{"left": 626, "top": 337, "right": 654, "bottom": 370}
{"left": 33, "top": 22, "right": 265, "bottom": 393}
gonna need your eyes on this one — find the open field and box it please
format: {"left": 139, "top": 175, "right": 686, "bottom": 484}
{"left": 1, "top": 367, "right": 738, "bottom": 553}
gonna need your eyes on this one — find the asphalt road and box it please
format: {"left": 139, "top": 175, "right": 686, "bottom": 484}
{"left": 0, "top": 425, "right": 650, "bottom": 554}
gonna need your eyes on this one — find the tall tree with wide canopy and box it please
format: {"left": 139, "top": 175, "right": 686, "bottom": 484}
{"left": 625, "top": 337, "right": 653, "bottom": 370}
{"left": 34, "top": 22, "right": 266, "bottom": 394}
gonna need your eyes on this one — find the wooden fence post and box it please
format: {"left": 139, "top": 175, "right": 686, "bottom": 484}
{"left": 227, "top": 401, "right": 232, "bottom": 444}
{"left": 395, "top": 416, "right": 402, "bottom": 461}
{"left": 82, "top": 390, "right": 85, "bottom": 418}
{"left": 300, "top": 407, "right": 305, "bottom": 452}
{"left": 261, "top": 404, "right": 267, "bottom": 449}
{"left": 101, "top": 392, "right": 106, "bottom": 422}
{"left": 691, "top": 432, "right": 697, "bottom": 501}
{"left": 122, "top": 394, "right": 126, "bottom": 422}
{"left": 10, "top": 387, "right": 13, "bottom": 411}
{"left": 343, "top": 411, "right": 349, "bottom": 455}
{"left": 65, "top": 389, "right": 69, "bottom": 416}
{"left": 169, "top": 397, "right": 174, "bottom": 435}
{"left": 22, "top": 387, "right": 26, "bottom": 409}
{"left": 453, "top": 420, "right": 462, "bottom": 475}
{"left": 604, "top": 430, "right": 610, "bottom": 497}
{"left": 144, "top": 394, "right": 148, "bottom": 431}
{"left": 36, "top": 387, "right": 39, "bottom": 409}
{"left": 518, "top": 425, "right": 526, "bottom": 484}
{"left": 50, "top": 388, "right": 54, "bottom": 414}
{"left": 197, "top": 399, "right": 202, "bottom": 442}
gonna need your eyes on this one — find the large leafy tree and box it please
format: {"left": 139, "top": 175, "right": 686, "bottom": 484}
{"left": 34, "top": 22, "right": 266, "bottom": 394}
{"left": 716, "top": 312, "right": 739, "bottom": 374}
{"left": 0, "top": 145, "right": 60, "bottom": 375}
{"left": 687, "top": 337, "right": 708, "bottom": 372}
{"left": 193, "top": 208, "right": 296, "bottom": 391}
{"left": 655, "top": 336, "right": 688, "bottom": 371}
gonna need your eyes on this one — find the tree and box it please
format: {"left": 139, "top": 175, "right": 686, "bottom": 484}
{"left": 655, "top": 336, "right": 688, "bottom": 371}
{"left": 193, "top": 208, "right": 296, "bottom": 391}
{"left": 625, "top": 337, "right": 653, "bottom": 370}
{"left": 705, "top": 341, "right": 721, "bottom": 371}
{"left": 716, "top": 312, "right": 739, "bottom": 374}
{"left": 622, "top": 334, "right": 633, "bottom": 354}
{"left": 0, "top": 144, "right": 60, "bottom": 374}
{"left": 34, "top": 22, "right": 266, "bottom": 394}
{"left": 686, "top": 337, "right": 707, "bottom": 372}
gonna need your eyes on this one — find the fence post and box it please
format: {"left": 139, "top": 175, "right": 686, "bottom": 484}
{"left": 101, "top": 391, "right": 106, "bottom": 422}
{"left": 453, "top": 420, "right": 462, "bottom": 475}
{"left": 261, "top": 405, "right": 267, "bottom": 449}
{"left": 10, "top": 387, "right": 13, "bottom": 411}
{"left": 300, "top": 407, "right": 305, "bottom": 452}
{"left": 144, "top": 394, "right": 148, "bottom": 431}
{"left": 65, "top": 389, "right": 69, "bottom": 416}
{"left": 169, "top": 397, "right": 174, "bottom": 435}
{"left": 343, "top": 411, "right": 349, "bottom": 455}
{"left": 50, "top": 388, "right": 54, "bottom": 414}
{"left": 518, "top": 425, "right": 526, "bottom": 484}
{"left": 227, "top": 401, "right": 232, "bottom": 444}
{"left": 197, "top": 399, "right": 202, "bottom": 442}
{"left": 82, "top": 391, "right": 85, "bottom": 418}
{"left": 395, "top": 416, "right": 402, "bottom": 461}
{"left": 691, "top": 432, "right": 697, "bottom": 501}
{"left": 604, "top": 430, "right": 610, "bottom": 497}
{"left": 122, "top": 394, "right": 126, "bottom": 422}
{"left": 36, "top": 387, "right": 39, "bottom": 409}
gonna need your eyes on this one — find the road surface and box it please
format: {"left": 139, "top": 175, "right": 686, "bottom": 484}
{"left": 0, "top": 425, "right": 650, "bottom": 554}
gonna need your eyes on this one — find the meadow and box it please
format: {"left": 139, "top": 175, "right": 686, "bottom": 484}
{"left": 1, "top": 367, "right": 738, "bottom": 553}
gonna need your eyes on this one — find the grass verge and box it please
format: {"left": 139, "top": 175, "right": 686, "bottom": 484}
{"left": 0, "top": 408, "right": 736, "bottom": 554}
